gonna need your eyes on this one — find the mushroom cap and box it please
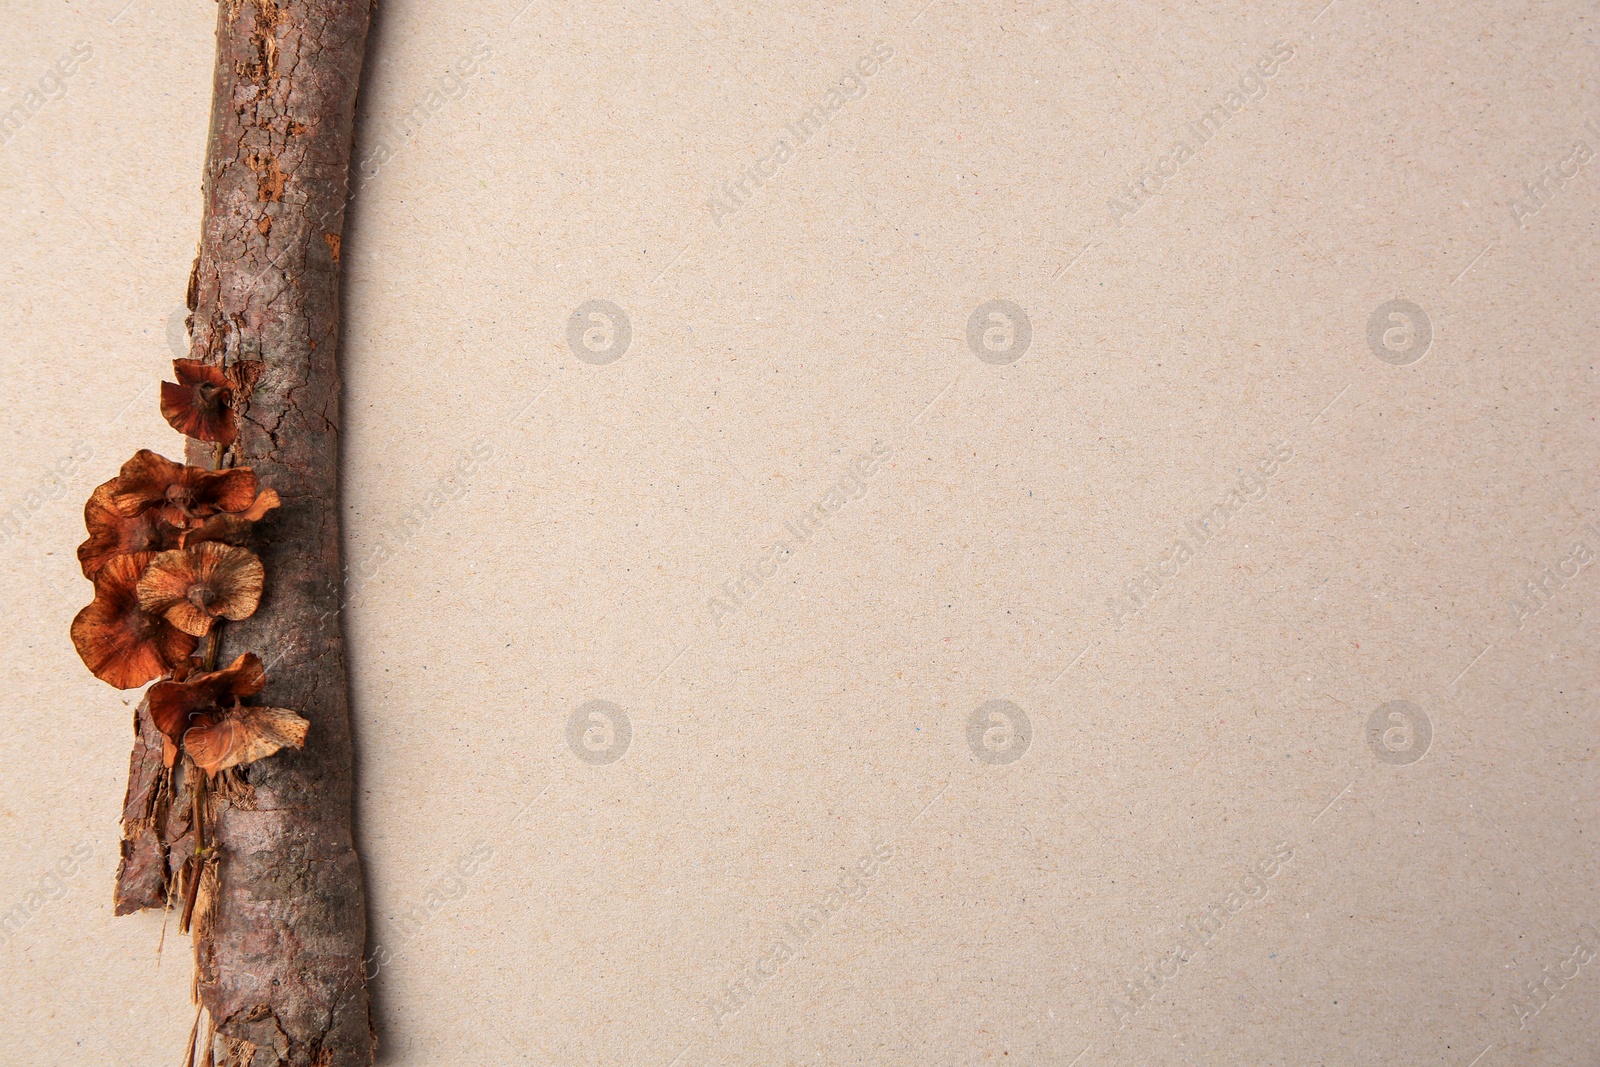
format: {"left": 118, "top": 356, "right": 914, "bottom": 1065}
{"left": 160, "top": 360, "right": 236, "bottom": 444}
{"left": 185, "top": 705, "right": 309, "bottom": 776}
{"left": 78, "top": 482, "right": 184, "bottom": 579}
{"left": 137, "top": 543, "right": 265, "bottom": 636}
{"left": 147, "top": 653, "right": 306, "bottom": 775}
{"left": 109, "top": 450, "right": 259, "bottom": 528}
{"left": 71, "top": 553, "right": 198, "bottom": 689}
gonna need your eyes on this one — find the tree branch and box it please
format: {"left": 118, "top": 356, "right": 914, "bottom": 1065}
{"left": 113, "top": 1, "right": 375, "bottom": 1063}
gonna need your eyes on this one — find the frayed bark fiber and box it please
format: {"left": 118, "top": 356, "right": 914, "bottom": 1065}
{"left": 112, "top": 1, "right": 375, "bottom": 1064}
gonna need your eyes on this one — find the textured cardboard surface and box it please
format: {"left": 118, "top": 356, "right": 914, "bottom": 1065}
{"left": 2, "top": 0, "right": 1597, "bottom": 1063}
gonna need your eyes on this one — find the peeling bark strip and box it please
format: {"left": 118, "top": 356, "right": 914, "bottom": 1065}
{"left": 113, "top": 1, "right": 375, "bottom": 1063}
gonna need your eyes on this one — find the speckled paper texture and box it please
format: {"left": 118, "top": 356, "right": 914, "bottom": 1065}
{"left": 2, "top": 0, "right": 1597, "bottom": 1063}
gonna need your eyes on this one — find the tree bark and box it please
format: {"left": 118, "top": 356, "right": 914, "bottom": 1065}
{"left": 113, "top": 1, "right": 375, "bottom": 1064}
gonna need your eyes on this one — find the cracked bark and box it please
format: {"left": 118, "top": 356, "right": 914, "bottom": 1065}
{"left": 112, "top": 1, "right": 375, "bottom": 1064}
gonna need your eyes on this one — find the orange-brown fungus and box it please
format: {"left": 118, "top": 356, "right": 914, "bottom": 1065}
{"left": 71, "top": 552, "right": 199, "bottom": 689}
{"left": 108, "top": 449, "right": 261, "bottom": 529}
{"left": 148, "top": 653, "right": 309, "bottom": 775}
{"left": 179, "top": 487, "right": 281, "bottom": 548}
{"left": 137, "top": 543, "right": 265, "bottom": 636}
{"left": 160, "top": 361, "right": 231, "bottom": 443}
{"left": 158, "top": 359, "right": 261, "bottom": 445}
{"left": 78, "top": 482, "right": 184, "bottom": 578}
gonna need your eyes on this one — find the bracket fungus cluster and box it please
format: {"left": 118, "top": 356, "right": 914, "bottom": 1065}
{"left": 70, "top": 358, "right": 308, "bottom": 932}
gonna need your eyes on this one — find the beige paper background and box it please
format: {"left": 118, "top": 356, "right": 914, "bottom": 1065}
{"left": 2, "top": 0, "right": 1597, "bottom": 1063}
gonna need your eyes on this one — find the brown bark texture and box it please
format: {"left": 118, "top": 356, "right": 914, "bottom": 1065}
{"left": 112, "top": 1, "right": 375, "bottom": 1064}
